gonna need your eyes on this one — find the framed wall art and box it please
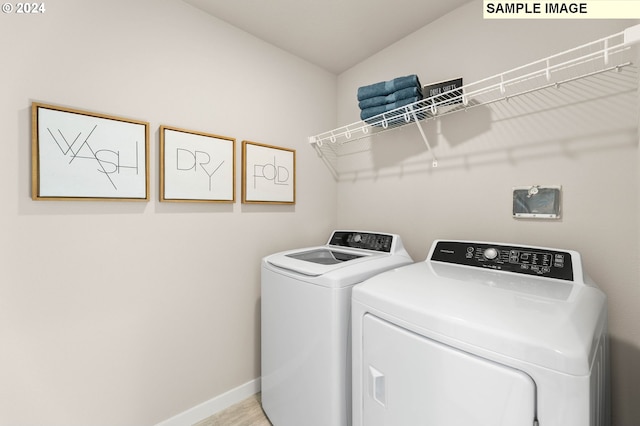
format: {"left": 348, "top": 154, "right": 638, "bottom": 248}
{"left": 242, "top": 141, "right": 295, "bottom": 204}
{"left": 31, "top": 102, "right": 149, "bottom": 201}
{"left": 160, "top": 126, "right": 236, "bottom": 203}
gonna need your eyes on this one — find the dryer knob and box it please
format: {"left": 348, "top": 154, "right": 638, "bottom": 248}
{"left": 484, "top": 247, "right": 499, "bottom": 260}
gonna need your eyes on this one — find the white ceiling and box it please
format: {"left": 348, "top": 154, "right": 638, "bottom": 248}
{"left": 182, "top": 0, "right": 473, "bottom": 74}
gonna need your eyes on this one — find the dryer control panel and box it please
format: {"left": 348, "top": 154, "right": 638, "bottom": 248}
{"left": 329, "top": 231, "right": 394, "bottom": 253}
{"left": 431, "top": 241, "right": 574, "bottom": 281}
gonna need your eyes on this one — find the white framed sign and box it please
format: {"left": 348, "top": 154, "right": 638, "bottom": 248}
{"left": 242, "top": 140, "right": 295, "bottom": 204}
{"left": 160, "top": 126, "right": 235, "bottom": 203}
{"left": 32, "top": 102, "right": 149, "bottom": 201}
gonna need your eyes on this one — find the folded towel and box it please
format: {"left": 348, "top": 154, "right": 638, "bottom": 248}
{"left": 358, "top": 86, "right": 422, "bottom": 110}
{"left": 357, "top": 75, "right": 421, "bottom": 101}
{"left": 360, "top": 96, "right": 421, "bottom": 121}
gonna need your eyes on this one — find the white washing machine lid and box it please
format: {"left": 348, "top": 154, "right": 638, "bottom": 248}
{"left": 266, "top": 245, "right": 383, "bottom": 277}
{"left": 352, "top": 240, "right": 608, "bottom": 375}
{"left": 263, "top": 231, "right": 413, "bottom": 287}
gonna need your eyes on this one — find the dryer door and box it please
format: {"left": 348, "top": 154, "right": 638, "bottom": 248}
{"left": 361, "top": 314, "right": 537, "bottom": 426}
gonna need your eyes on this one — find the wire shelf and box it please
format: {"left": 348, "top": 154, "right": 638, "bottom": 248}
{"left": 309, "top": 25, "right": 640, "bottom": 180}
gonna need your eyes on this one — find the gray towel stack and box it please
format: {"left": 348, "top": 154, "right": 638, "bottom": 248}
{"left": 357, "top": 75, "right": 423, "bottom": 122}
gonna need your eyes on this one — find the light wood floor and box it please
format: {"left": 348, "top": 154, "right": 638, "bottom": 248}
{"left": 193, "top": 393, "right": 272, "bottom": 426}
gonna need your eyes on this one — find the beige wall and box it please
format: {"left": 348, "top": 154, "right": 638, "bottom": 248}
{"left": 2, "top": 0, "right": 639, "bottom": 425}
{"left": 0, "top": 0, "right": 337, "bottom": 424}
{"left": 336, "top": 2, "right": 639, "bottom": 425}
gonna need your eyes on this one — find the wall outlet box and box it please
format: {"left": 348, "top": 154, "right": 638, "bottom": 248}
{"left": 513, "top": 185, "right": 561, "bottom": 219}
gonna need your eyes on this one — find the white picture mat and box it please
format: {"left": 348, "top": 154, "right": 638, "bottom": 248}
{"left": 243, "top": 142, "right": 295, "bottom": 203}
{"left": 162, "top": 129, "right": 234, "bottom": 201}
{"left": 37, "top": 106, "right": 147, "bottom": 199}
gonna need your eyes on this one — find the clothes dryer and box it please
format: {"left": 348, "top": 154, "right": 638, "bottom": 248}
{"left": 352, "top": 240, "right": 609, "bottom": 426}
{"left": 261, "top": 231, "right": 413, "bottom": 426}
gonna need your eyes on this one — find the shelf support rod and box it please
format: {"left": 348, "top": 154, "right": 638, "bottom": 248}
{"left": 409, "top": 107, "right": 438, "bottom": 167}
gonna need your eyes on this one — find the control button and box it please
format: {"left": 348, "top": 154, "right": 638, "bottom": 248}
{"left": 353, "top": 234, "right": 362, "bottom": 243}
{"left": 465, "top": 246, "right": 474, "bottom": 258}
{"left": 483, "top": 247, "right": 499, "bottom": 260}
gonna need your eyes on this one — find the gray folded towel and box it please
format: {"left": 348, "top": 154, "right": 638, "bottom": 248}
{"left": 357, "top": 75, "right": 421, "bottom": 101}
{"left": 358, "top": 86, "right": 422, "bottom": 109}
{"left": 360, "top": 96, "right": 421, "bottom": 121}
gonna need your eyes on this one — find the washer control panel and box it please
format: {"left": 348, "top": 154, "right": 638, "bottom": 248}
{"left": 329, "top": 231, "right": 394, "bottom": 253}
{"left": 431, "top": 241, "right": 574, "bottom": 281}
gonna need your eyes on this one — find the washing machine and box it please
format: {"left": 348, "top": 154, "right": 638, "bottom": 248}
{"left": 352, "top": 240, "right": 609, "bottom": 426}
{"left": 261, "top": 230, "right": 413, "bottom": 426}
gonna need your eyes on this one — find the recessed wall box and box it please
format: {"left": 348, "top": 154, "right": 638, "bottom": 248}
{"left": 512, "top": 185, "right": 561, "bottom": 219}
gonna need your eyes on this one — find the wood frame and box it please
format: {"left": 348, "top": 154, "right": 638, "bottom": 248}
{"left": 31, "top": 102, "right": 149, "bottom": 201}
{"left": 242, "top": 140, "right": 295, "bottom": 204}
{"left": 160, "top": 126, "right": 236, "bottom": 203}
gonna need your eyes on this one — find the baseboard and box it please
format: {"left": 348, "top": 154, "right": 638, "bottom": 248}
{"left": 155, "top": 378, "right": 261, "bottom": 426}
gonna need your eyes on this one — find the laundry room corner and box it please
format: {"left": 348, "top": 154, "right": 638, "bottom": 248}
{"left": 334, "top": 2, "right": 640, "bottom": 425}
{"left": 2, "top": 0, "right": 640, "bottom": 425}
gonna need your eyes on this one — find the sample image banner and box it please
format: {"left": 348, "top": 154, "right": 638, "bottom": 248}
{"left": 483, "top": 1, "right": 640, "bottom": 19}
